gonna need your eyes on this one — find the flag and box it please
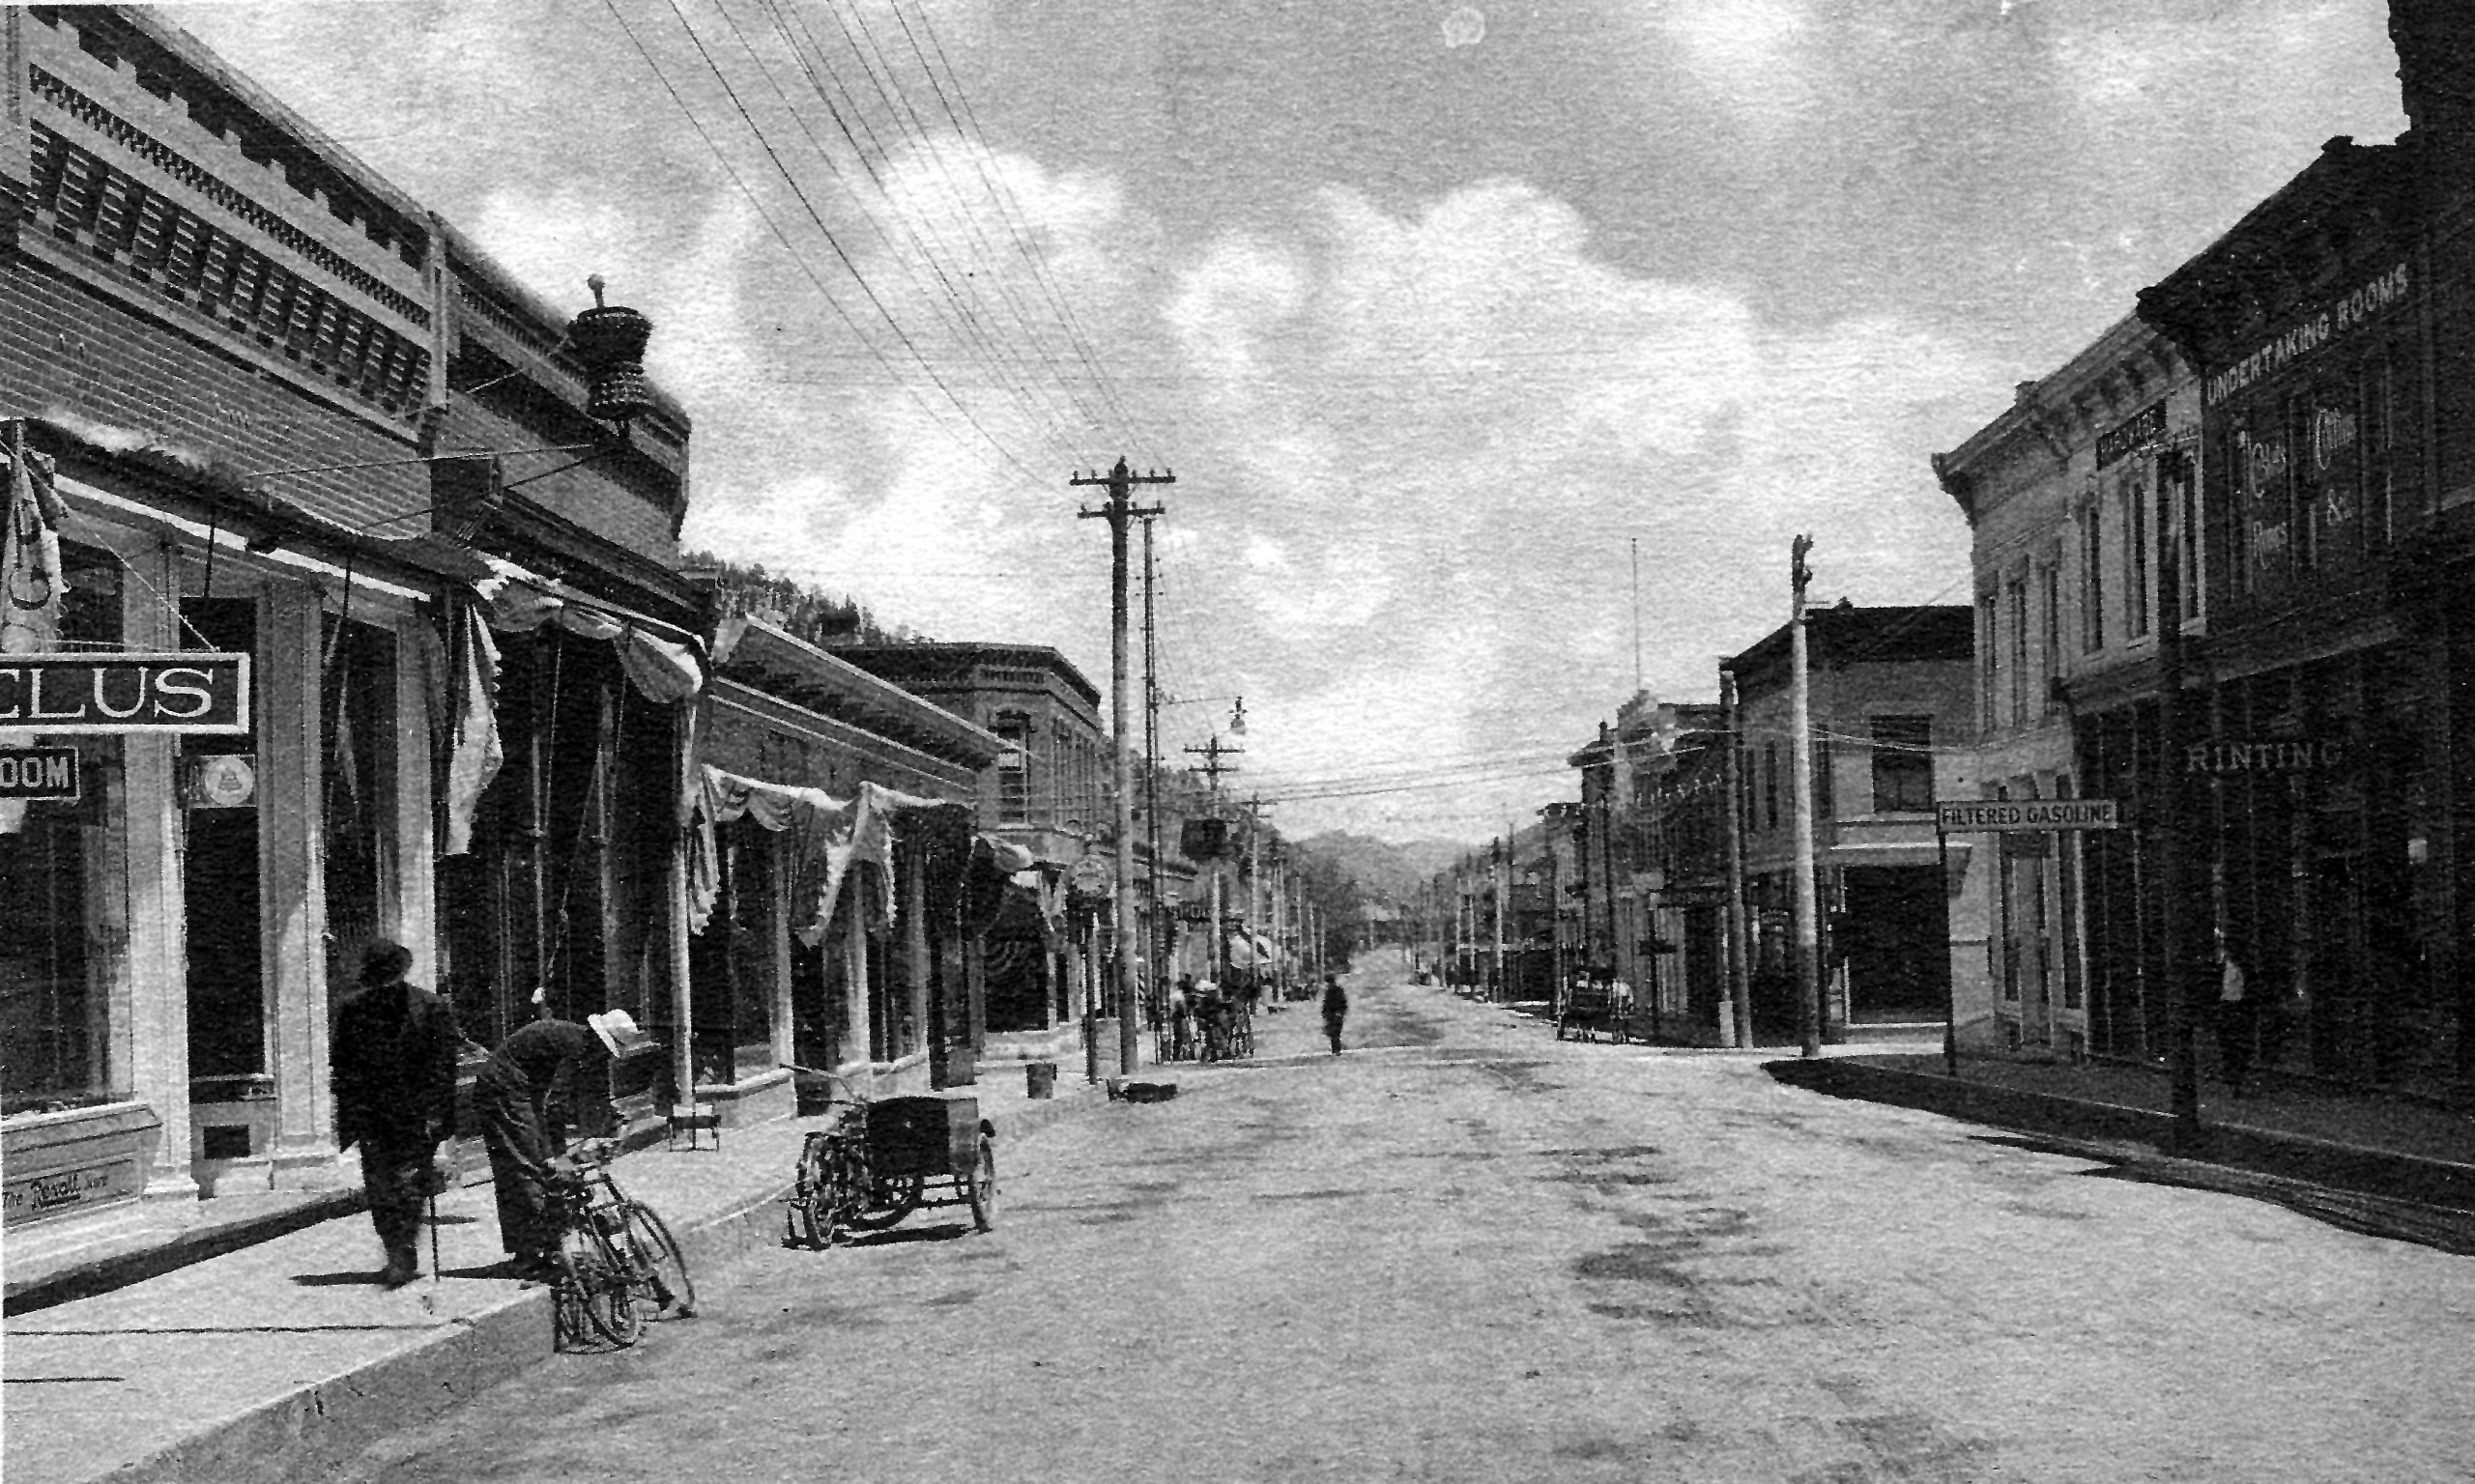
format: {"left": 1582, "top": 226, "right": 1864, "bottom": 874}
{"left": 2, "top": 440, "right": 67, "bottom": 836}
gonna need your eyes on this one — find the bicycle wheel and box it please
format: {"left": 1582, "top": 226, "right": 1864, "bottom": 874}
{"left": 788, "top": 1135, "right": 832, "bottom": 1248}
{"left": 561, "top": 1221, "right": 642, "bottom": 1348}
{"left": 612, "top": 1200, "right": 697, "bottom": 1320}
{"left": 817, "top": 1136, "right": 872, "bottom": 1245}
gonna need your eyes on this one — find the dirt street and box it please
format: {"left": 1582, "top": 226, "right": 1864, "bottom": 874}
{"left": 342, "top": 970, "right": 2475, "bottom": 1483}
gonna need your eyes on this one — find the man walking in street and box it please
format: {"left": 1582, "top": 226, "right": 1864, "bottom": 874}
{"left": 474, "top": 1007, "right": 651, "bottom": 1278}
{"left": 1320, "top": 975, "right": 1348, "bottom": 1056}
{"left": 331, "top": 940, "right": 460, "bottom": 1289}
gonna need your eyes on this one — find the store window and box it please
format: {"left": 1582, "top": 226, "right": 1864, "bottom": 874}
{"left": 1763, "top": 741, "right": 1779, "bottom": 831}
{"left": 1, "top": 544, "right": 127, "bottom": 1116}
{"left": 320, "top": 614, "right": 397, "bottom": 1013}
{"left": 1871, "top": 716, "right": 1935, "bottom": 813}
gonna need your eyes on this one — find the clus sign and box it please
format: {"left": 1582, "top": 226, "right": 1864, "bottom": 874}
{"left": 0, "top": 654, "right": 250, "bottom": 733}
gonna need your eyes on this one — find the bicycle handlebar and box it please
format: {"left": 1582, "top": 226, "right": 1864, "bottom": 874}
{"left": 779, "top": 1061, "right": 870, "bottom": 1103}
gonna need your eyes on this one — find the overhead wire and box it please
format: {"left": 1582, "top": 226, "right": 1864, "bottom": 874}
{"left": 804, "top": 0, "right": 1128, "bottom": 460}
{"left": 885, "top": 0, "right": 1153, "bottom": 447}
{"left": 722, "top": 0, "right": 1083, "bottom": 470}
{"left": 749, "top": 0, "right": 1099, "bottom": 467}
{"left": 611, "top": 0, "right": 1050, "bottom": 489}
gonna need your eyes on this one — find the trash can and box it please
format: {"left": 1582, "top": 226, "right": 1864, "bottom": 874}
{"left": 1025, "top": 1062, "right": 1057, "bottom": 1099}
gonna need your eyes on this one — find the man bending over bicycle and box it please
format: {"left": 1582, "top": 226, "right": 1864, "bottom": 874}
{"left": 475, "top": 1008, "right": 652, "bottom": 1280}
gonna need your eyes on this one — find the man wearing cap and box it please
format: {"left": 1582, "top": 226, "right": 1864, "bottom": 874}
{"left": 331, "top": 940, "right": 460, "bottom": 1288}
{"left": 473, "top": 1005, "right": 652, "bottom": 1278}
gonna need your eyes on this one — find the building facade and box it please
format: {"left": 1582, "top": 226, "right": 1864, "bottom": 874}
{"left": 0, "top": 6, "right": 705, "bottom": 1227}
{"left": 1723, "top": 606, "right": 1982, "bottom": 1042}
{"left": 2124, "top": 7, "right": 2475, "bottom": 1094}
{"left": 1935, "top": 317, "right": 2203, "bottom": 1059}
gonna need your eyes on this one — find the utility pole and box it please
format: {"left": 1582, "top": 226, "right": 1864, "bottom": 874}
{"left": 2157, "top": 456, "right": 2202, "bottom": 1144}
{"left": 1491, "top": 837, "right": 1508, "bottom": 1003}
{"left": 1184, "top": 734, "right": 1242, "bottom": 985}
{"left": 1139, "top": 512, "right": 1166, "bottom": 1016}
{"left": 1789, "top": 534, "right": 1823, "bottom": 1060}
{"left": 1075, "top": 456, "right": 1173, "bottom": 1077}
{"left": 1246, "top": 796, "right": 1272, "bottom": 997}
{"left": 1720, "top": 666, "right": 1754, "bottom": 1050}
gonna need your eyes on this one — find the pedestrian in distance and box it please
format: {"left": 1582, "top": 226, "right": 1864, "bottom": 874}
{"left": 2213, "top": 928, "right": 2257, "bottom": 1099}
{"left": 1321, "top": 975, "right": 1348, "bottom": 1056}
{"left": 330, "top": 940, "right": 460, "bottom": 1289}
{"left": 473, "top": 1006, "right": 652, "bottom": 1279}
{"left": 1169, "top": 975, "right": 1194, "bottom": 1061}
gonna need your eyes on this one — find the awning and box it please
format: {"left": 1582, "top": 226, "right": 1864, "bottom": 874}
{"left": 443, "top": 557, "right": 705, "bottom": 856}
{"left": 474, "top": 554, "right": 703, "bottom": 702}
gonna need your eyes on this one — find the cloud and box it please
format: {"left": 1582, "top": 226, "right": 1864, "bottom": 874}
{"left": 1135, "top": 179, "right": 1993, "bottom": 837}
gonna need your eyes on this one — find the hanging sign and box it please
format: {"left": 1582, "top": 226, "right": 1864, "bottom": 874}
{"left": 0, "top": 654, "right": 249, "bottom": 734}
{"left": 0, "top": 747, "right": 79, "bottom": 800}
{"left": 1069, "top": 856, "right": 1113, "bottom": 896}
{"left": 187, "top": 754, "right": 257, "bottom": 809}
{"left": 1935, "top": 798, "right": 2120, "bottom": 833}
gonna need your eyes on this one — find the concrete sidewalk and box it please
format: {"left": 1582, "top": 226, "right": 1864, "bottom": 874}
{"left": 1, "top": 1058, "right": 1115, "bottom": 1484}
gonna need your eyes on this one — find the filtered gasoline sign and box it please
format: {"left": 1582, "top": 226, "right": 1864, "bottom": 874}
{"left": 1935, "top": 798, "right": 2119, "bottom": 833}
{"left": 0, "top": 747, "right": 80, "bottom": 800}
{"left": 0, "top": 654, "right": 249, "bottom": 734}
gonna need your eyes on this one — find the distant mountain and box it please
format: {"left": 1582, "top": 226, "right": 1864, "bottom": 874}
{"left": 1290, "top": 832, "right": 1475, "bottom": 903}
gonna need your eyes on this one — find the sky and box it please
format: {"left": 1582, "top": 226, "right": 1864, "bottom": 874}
{"left": 166, "top": 0, "right": 2409, "bottom": 845}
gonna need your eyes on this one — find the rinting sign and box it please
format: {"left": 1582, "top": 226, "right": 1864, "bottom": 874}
{"left": 0, "top": 654, "right": 250, "bottom": 733}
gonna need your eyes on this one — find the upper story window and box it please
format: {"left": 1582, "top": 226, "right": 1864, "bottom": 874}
{"left": 1976, "top": 588, "right": 1999, "bottom": 733}
{"left": 2039, "top": 562, "right": 2062, "bottom": 714}
{"left": 2121, "top": 469, "right": 2150, "bottom": 640}
{"left": 1871, "top": 715, "right": 1935, "bottom": 813}
{"left": 2079, "top": 501, "right": 2105, "bottom": 652}
{"left": 2006, "top": 576, "right": 2029, "bottom": 726}
{"left": 993, "top": 713, "right": 1030, "bottom": 824}
{"left": 1763, "top": 741, "right": 1780, "bottom": 831}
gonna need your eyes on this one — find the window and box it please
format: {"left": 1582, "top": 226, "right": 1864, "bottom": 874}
{"left": 2040, "top": 563, "right": 2062, "bottom": 714}
{"left": 2007, "top": 576, "right": 2029, "bottom": 727}
{"left": 2122, "top": 471, "right": 2149, "bottom": 639}
{"left": 993, "top": 713, "right": 1030, "bottom": 823}
{"left": 1763, "top": 741, "right": 1780, "bottom": 831}
{"left": 2080, "top": 501, "right": 2105, "bottom": 651}
{"left": 2364, "top": 351, "right": 2394, "bottom": 545}
{"left": 1976, "top": 588, "right": 1999, "bottom": 732}
{"left": 1813, "top": 738, "right": 1833, "bottom": 820}
{"left": 1871, "top": 715, "right": 1935, "bottom": 813}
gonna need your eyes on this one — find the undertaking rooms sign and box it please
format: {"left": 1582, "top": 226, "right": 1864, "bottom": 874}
{"left": 0, "top": 654, "right": 249, "bottom": 734}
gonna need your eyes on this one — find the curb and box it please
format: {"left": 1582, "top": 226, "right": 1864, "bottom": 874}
{"left": 1768, "top": 1056, "right": 2475, "bottom": 1215}
{"left": 93, "top": 1083, "right": 1117, "bottom": 1484}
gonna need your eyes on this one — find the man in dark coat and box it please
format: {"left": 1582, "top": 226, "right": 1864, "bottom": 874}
{"left": 474, "top": 1008, "right": 649, "bottom": 1277}
{"left": 330, "top": 941, "right": 460, "bottom": 1288}
{"left": 1320, "top": 975, "right": 1348, "bottom": 1056}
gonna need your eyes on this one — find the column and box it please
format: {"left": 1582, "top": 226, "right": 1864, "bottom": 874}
{"left": 770, "top": 834, "right": 795, "bottom": 1072}
{"left": 264, "top": 582, "right": 335, "bottom": 1186}
{"left": 389, "top": 614, "right": 438, "bottom": 987}
{"left": 904, "top": 842, "right": 930, "bottom": 1059}
{"left": 126, "top": 541, "right": 195, "bottom": 1201}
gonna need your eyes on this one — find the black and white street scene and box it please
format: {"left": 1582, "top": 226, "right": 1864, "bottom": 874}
{"left": 4, "top": 5, "right": 2474, "bottom": 1481}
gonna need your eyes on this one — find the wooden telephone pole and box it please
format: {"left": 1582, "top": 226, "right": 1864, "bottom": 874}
{"left": 1075, "top": 457, "right": 1172, "bottom": 1076}
{"left": 1789, "top": 534, "right": 1823, "bottom": 1060}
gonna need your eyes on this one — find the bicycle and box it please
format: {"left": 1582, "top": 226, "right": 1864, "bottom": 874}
{"left": 544, "top": 1139, "right": 698, "bottom": 1350}
{"left": 783, "top": 1063, "right": 995, "bottom": 1247}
